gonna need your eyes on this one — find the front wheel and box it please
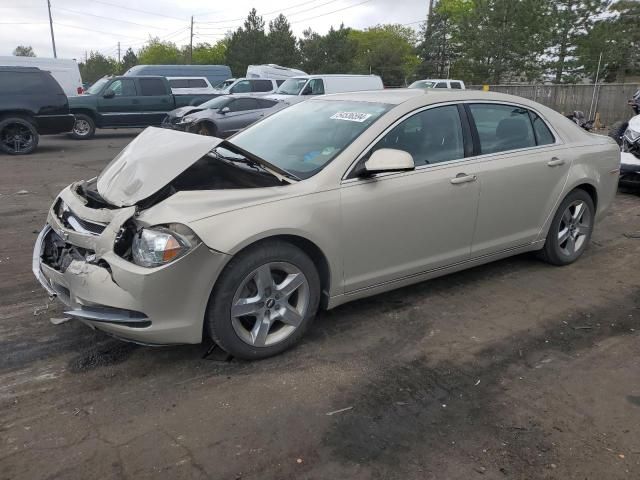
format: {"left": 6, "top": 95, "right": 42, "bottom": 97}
{"left": 0, "top": 117, "right": 39, "bottom": 155}
{"left": 608, "top": 121, "right": 628, "bottom": 146}
{"left": 539, "top": 189, "right": 594, "bottom": 266}
{"left": 206, "top": 241, "right": 321, "bottom": 360}
{"left": 70, "top": 114, "right": 96, "bottom": 140}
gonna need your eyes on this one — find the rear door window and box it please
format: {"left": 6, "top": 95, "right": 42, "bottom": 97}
{"left": 450, "top": 82, "right": 462, "bottom": 89}
{"left": 257, "top": 99, "right": 278, "bottom": 109}
{"left": 435, "top": 82, "right": 448, "bottom": 88}
{"left": 228, "top": 98, "right": 259, "bottom": 112}
{"left": 468, "top": 104, "right": 536, "bottom": 154}
{"left": 138, "top": 78, "right": 167, "bottom": 96}
{"left": 252, "top": 80, "right": 273, "bottom": 92}
{"left": 529, "top": 112, "right": 555, "bottom": 146}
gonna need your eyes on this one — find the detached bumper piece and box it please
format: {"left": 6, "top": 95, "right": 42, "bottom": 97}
{"left": 64, "top": 305, "right": 150, "bottom": 328}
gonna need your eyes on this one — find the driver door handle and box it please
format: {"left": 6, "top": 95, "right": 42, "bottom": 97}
{"left": 450, "top": 173, "right": 477, "bottom": 185}
{"left": 547, "top": 157, "right": 565, "bottom": 167}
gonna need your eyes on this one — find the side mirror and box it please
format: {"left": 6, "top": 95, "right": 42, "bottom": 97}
{"left": 361, "top": 148, "right": 415, "bottom": 176}
{"left": 103, "top": 89, "right": 115, "bottom": 99}
{"left": 220, "top": 106, "right": 230, "bottom": 114}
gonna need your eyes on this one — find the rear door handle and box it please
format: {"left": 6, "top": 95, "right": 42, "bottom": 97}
{"left": 547, "top": 157, "right": 565, "bottom": 167}
{"left": 450, "top": 173, "right": 477, "bottom": 185}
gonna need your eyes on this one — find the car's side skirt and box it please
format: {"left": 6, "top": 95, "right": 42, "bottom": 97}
{"left": 327, "top": 241, "right": 544, "bottom": 310}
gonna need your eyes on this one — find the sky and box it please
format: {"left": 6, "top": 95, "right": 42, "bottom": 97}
{"left": 0, "top": 0, "right": 428, "bottom": 62}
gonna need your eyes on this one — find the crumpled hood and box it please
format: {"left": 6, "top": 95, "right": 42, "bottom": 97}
{"left": 168, "top": 106, "right": 205, "bottom": 119}
{"left": 628, "top": 115, "right": 640, "bottom": 134}
{"left": 183, "top": 109, "right": 219, "bottom": 122}
{"left": 97, "top": 127, "right": 223, "bottom": 207}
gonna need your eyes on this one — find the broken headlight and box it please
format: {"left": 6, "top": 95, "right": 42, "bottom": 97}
{"left": 131, "top": 224, "right": 200, "bottom": 268}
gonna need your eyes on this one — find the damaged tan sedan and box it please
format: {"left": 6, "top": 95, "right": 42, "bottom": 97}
{"left": 34, "top": 89, "right": 620, "bottom": 359}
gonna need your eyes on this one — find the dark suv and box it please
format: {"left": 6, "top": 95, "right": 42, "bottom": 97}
{"left": 0, "top": 66, "right": 75, "bottom": 154}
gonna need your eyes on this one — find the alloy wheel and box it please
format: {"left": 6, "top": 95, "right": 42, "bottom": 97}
{"left": 1, "top": 123, "right": 35, "bottom": 154}
{"left": 557, "top": 200, "right": 591, "bottom": 256}
{"left": 231, "top": 262, "right": 310, "bottom": 347}
{"left": 73, "top": 119, "right": 90, "bottom": 137}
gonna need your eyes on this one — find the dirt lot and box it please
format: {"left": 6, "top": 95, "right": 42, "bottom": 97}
{"left": 1, "top": 131, "right": 639, "bottom": 480}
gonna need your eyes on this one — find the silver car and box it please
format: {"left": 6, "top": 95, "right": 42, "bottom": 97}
{"left": 33, "top": 89, "right": 620, "bottom": 359}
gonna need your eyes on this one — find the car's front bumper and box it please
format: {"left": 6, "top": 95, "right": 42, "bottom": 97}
{"left": 32, "top": 186, "right": 230, "bottom": 345}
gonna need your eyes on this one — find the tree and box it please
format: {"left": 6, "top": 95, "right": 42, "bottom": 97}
{"left": 13, "top": 45, "right": 36, "bottom": 57}
{"left": 453, "top": 0, "right": 552, "bottom": 84}
{"left": 546, "top": 0, "right": 609, "bottom": 83}
{"left": 79, "top": 51, "right": 117, "bottom": 83}
{"left": 191, "top": 41, "right": 228, "bottom": 65}
{"left": 267, "top": 14, "right": 299, "bottom": 67}
{"left": 119, "top": 48, "right": 138, "bottom": 74}
{"left": 138, "top": 38, "right": 183, "bottom": 65}
{"left": 226, "top": 9, "right": 268, "bottom": 76}
{"left": 417, "top": 0, "right": 473, "bottom": 79}
{"left": 351, "top": 25, "right": 419, "bottom": 86}
{"left": 298, "top": 29, "right": 326, "bottom": 73}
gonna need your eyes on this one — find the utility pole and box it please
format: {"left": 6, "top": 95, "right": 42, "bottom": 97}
{"left": 189, "top": 16, "right": 194, "bottom": 64}
{"left": 427, "top": 0, "right": 436, "bottom": 30}
{"left": 117, "top": 41, "right": 121, "bottom": 65}
{"left": 47, "top": 0, "right": 57, "bottom": 58}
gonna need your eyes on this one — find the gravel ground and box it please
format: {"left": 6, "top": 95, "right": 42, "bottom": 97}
{"left": 1, "top": 131, "right": 639, "bottom": 480}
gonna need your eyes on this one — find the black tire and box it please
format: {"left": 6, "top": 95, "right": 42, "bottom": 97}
{"left": 206, "top": 241, "right": 321, "bottom": 360}
{"left": 608, "top": 121, "right": 628, "bottom": 146}
{"left": 539, "top": 189, "right": 595, "bottom": 266}
{"left": 0, "top": 117, "right": 39, "bottom": 155}
{"left": 194, "top": 122, "right": 215, "bottom": 137}
{"left": 69, "top": 113, "right": 96, "bottom": 140}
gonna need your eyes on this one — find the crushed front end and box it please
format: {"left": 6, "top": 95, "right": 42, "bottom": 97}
{"left": 33, "top": 184, "right": 229, "bottom": 345}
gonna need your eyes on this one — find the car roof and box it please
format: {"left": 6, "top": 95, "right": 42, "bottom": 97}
{"left": 312, "top": 88, "right": 542, "bottom": 107}
{"left": 0, "top": 66, "right": 42, "bottom": 73}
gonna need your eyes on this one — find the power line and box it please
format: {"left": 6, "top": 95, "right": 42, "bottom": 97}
{"left": 196, "top": 0, "right": 337, "bottom": 23}
{"left": 52, "top": 6, "right": 167, "bottom": 29}
{"left": 290, "top": 0, "right": 374, "bottom": 25}
{"left": 52, "top": 21, "right": 148, "bottom": 39}
{"left": 81, "top": 0, "right": 188, "bottom": 21}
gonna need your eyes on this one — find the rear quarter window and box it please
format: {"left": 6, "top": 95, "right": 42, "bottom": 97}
{"left": 0, "top": 71, "right": 60, "bottom": 95}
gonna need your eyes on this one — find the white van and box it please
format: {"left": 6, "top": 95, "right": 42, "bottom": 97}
{"left": 409, "top": 79, "right": 466, "bottom": 90}
{"left": 0, "top": 56, "right": 83, "bottom": 96}
{"left": 246, "top": 64, "right": 307, "bottom": 80}
{"left": 266, "top": 74, "right": 384, "bottom": 103}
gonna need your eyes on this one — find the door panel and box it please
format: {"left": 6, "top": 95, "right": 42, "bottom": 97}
{"left": 341, "top": 167, "right": 479, "bottom": 292}
{"left": 136, "top": 78, "right": 173, "bottom": 125}
{"left": 466, "top": 103, "right": 570, "bottom": 256}
{"left": 96, "top": 79, "right": 141, "bottom": 126}
{"left": 471, "top": 147, "right": 571, "bottom": 255}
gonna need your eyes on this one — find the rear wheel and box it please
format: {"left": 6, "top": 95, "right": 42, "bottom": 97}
{"left": 206, "top": 241, "right": 320, "bottom": 360}
{"left": 0, "top": 117, "right": 39, "bottom": 155}
{"left": 70, "top": 113, "right": 96, "bottom": 140}
{"left": 539, "top": 189, "right": 594, "bottom": 266}
{"left": 608, "top": 121, "right": 628, "bottom": 146}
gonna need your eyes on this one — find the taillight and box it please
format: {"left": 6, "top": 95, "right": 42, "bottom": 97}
{"left": 77, "top": 86, "right": 84, "bottom": 94}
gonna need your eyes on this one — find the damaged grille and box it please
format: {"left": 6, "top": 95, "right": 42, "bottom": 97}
{"left": 42, "top": 229, "right": 96, "bottom": 273}
{"left": 55, "top": 199, "right": 106, "bottom": 236}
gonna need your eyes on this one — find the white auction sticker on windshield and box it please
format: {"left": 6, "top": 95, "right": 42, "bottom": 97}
{"left": 330, "top": 112, "right": 372, "bottom": 122}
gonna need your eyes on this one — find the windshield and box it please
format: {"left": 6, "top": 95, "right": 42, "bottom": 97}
{"left": 198, "top": 96, "right": 232, "bottom": 109}
{"left": 85, "top": 77, "right": 110, "bottom": 94}
{"left": 409, "top": 80, "right": 437, "bottom": 89}
{"left": 214, "top": 79, "right": 235, "bottom": 89}
{"left": 275, "top": 78, "right": 308, "bottom": 95}
{"left": 229, "top": 99, "right": 391, "bottom": 179}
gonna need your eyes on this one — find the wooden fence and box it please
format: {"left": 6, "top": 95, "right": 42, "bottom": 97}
{"left": 470, "top": 83, "right": 639, "bottom": 126}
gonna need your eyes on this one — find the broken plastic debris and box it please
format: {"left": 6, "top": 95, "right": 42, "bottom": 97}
{"left": 50, "top": 317, "right": 71, "bottom": 325}
{"left": 326, "top": 406, "right": 353, "bottom": 416}
{"left": 15, "top": 190, "right": 29, "bottom": 195}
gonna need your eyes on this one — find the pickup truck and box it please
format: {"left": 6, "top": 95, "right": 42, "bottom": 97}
{"left": 68, "top": 75, "right": 218, "bottom": 139}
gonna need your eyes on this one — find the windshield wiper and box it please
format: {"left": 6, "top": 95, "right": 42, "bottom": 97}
{"left": 218, "top": 141, "right": 301, "bottom": 182}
